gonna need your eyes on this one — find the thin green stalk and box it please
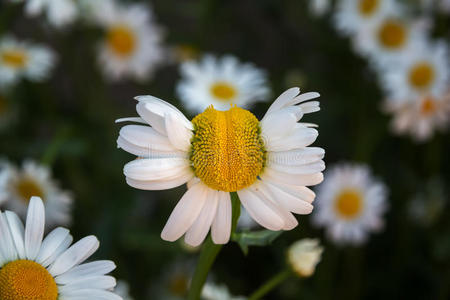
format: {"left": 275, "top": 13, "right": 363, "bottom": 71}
{"left": 187, "top": 192, "right": 241, "bottom": 300}
{"left": 41, "top": 126, "right": 71, "bottom": 166}
{"left": 248, "top": 269, "right": 292, "bottom": 300}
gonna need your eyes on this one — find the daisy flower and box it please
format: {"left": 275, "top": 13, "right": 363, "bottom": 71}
{"left": 312, "top": 163, "right": 388, "bottom": 246}
{"left": 0, "top": 36, "right": 55, "bottom": 88}
{"left": 92, "top": 0, "right": 165, "bottom": 81}
{"left": 287, "top": 238, "right": 323, "bottom": 277}
{"left": 24, "top": 0, "right": 78, "bottom": 28}
{"left": 115, "top": 280, "right": 134, "bottom": 300}
{"left": 176, "top": 55, "right": 270, "bottom": 113}
{"left": 201, "top": 282, "right": 246, "bottom": 300}
{"left": 333, "top": 0, "right": 398, "bottom": 36}
{"left": 0, "top": 196, "right": 121, "bottom": 300}
{"left": 117, "top": 87, "right": 324, "bottom": 246}
{"left": 0, "top": 160, "right": 72, "bottom": 227}
{"left": 309, "top": 0, "right": 331, "bottom": 17}
{"left": 384, "top": 91, "right": 450, "bottom": 142}
{"left": 382, "top": 41, "right": 449, "bottom": 101}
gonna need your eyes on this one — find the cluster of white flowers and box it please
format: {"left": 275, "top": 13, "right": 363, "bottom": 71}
{"left": 329, "top": 0, "right": 450, "bottom": 142}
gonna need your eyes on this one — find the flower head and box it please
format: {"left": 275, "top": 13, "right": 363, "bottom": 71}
{"left": 24, "top": 0, "right": 78, "bottom": 28}
{"left": 117, "top": 87, "right": 324, "bottom": 246}
{"left": 287, "top": 238, "right": 323, "bottom": 277}
{"left": 0, "top": 196, "right": 121, "bottom": 300}
{"left": 177, "top": 55, "right": 270, "bottom": 113}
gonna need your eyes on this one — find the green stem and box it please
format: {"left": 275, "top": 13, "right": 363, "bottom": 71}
{"left": 186, "top": 192, "right": 241, "bottom": 300}
{"left": 248, "top": 269, "right": 292, "bottom": 300}
{"left": 41, "top": 126, "right": 71, "bottom": 166}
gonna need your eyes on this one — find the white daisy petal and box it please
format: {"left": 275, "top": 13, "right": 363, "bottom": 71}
{"left": 125, "top": 168, "right": 194, "bottom": 191}
{"left": 48, "top": 235, "right": 100, "bottom": 276}
{"left": 165, "top": 112, "right": 194, "bottom": 152}
{"left": 161, "top": 183, "right": 208, "bottom": 242}
{"left": 0, "top": 212, "right": 17, "bottom": 263}
{"left": 264, "top": 87, "right": 300, "bottom": 116}
{"left": 211, "top": 191, "right": 232, "bottom": 244}
{"left": 59, "top": 289, "right": 122, "bottom": 300}
{"left": 118, "top": 125, "right": 178, "bottom": 153}
{"left": 123, "top": 158, "right": 191, "bottom": 181}
{"left": 262, "top": 168, "right": 324, "bottom": 186}
{"left": 55, "top": 260, "right": 117, "bottom": 285}
{"left": 40, "top": 233, "right": 73, "bottom": 267}
{"left": 4, "top": 211, "right": 26, "bottom": 259}
{"left": 36, "top": 227, "right": 71, "bottom": 265}
{"left": 24, "top": 196, "right": 45, "bottom": 260}
{"left": 58, "top": 276, "right": 117, "bottom": 293}
{"left": 261, "top": 181, "right": 314, "bottom": 214}
{"left": 265, "top": 127, "right": 318, "bottom": 152}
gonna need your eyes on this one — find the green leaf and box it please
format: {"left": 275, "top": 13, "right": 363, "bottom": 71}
{"left": 232, "top": 230, "right": 283, "bottom": 255}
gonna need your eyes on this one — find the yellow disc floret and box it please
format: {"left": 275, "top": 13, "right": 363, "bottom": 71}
{"left": 409, "top": 62, "right": 435, "bottom": 90}
{"left": 358, "top": 0, "right": 380, "bottom": 16}
{"left": 1, "top": 50, "right": 28, "bottom": 69}
{"left": 190, "top": 106, "right": 265, "bottom": 192}
{"left": 0, "top": 260, "right": 58, "bottom": 300}
{"left": 107, "top": 25, "right": 136, "bottom": 57}
{"left": 377, "top": 20, "right": 407, "bottom": 49}
{"left": 15, "top": 177, "right": 45, "bottom": 203}
{"left": 335, "top": 189, "right": 363, "bottom": 219}
{"left": 210, "top": 82, "right": 237, "bottom": 101}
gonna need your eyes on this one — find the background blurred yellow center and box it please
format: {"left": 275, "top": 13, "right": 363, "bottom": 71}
{"left": 15, "top": 177, "right": 44, "bottom": 202}
{"left": 0, "top": 260, "right": 58, "bottom": 300}
{"left": 107, "top": 26, "right": 136, "bottom": 57}
{"left": 210, "top": 82, "right": 237, "bottom": 101}
{"left": 420, "top": 97, "right": 436, "bottom": 115}
{"left": 1, "top": 50, "right": 27, "bottom": 68}
{"left": 409, "top": 62, "right": 435, "bottom": 89}
{"left": 378, "top": 21, "right": 406, "bottom": 49}
{"left": 358, "top": 0, "right": 379, "bottom": 16}
{"left": 335, "top": 189, "right": 363, "bottom": 219}
{"left": 190, "top": 106, "right": 265, "bottom": 192}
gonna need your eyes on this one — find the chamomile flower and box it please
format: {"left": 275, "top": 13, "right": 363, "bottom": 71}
{"left": 115, "top": 280, "right": 134, "bottom": 300}
{"left": 201, "top": 282, "right": 246, "bottom": 300}
{"left": 117, "top": 87, "right": 324, "bottom": 246}
{"left": 0, "top": 196, "right": 121, "bottom": 300}
{"left": 382, "top": 41, "right": 449, "bottom": 101}
{"left": 93, "top": 0, "right": 165, "bottom": 81}
{"left": 0, "top": 36, "right": 55, "bottom": 88}
{"left": 176, "top": 55, "right": 270, "bottom": 113}
{"left": 287, "top": 238, "right": 323, "bottom": 277}
{"left": 312, "top": 163, "right": 388, "bottom": 246}
{"left": 24, "top": 0, "right": 78, "bottom": 28}
{"left": 384, "top": 92, "right": 450, "bottom": 141}
{"left": 334, "top": 0, "right": 398, "bottom": 36}
{"left": 0, "top": 160, "right": 72, "bottom": 227}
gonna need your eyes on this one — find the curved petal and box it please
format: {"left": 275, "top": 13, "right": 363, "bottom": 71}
{"left": 36, "top": 227, "right": 71, "bottom": 265}
{"left": 262, "top": 168, "right": 323, "bottom": 186}
{"left": 264, "top": 87, "right": 300, "bottom": 117}
{"left": 165, "top": 112, "right": 193, "bottom": 152}
{"left": 5, "top": 211, "right": 26, "bottom": 259}
{"left": 123, "top": 158, "right": 190, "bottom": 181}
{"left": 118, "top": 124, "right": 178, "bottom": 153}
{"left": 25, "top": 196, "right": 45, "bottom": 260}
{"left": 264, "top": 127, "right": 318, "bottom": 152}
{"left": 58, "top": 276, "right": 116, "bottom": 293}
{"left": 125, "top": 167, "right": 193, "bottom": 191}
{"left": 55, "top": 260, "right": 116, "bottom": 285}
{"left": 211, "top": 192, "right": 232, "bottom": 244}
{"left": 261, "top": 181, "right": 314, "bottom": 214}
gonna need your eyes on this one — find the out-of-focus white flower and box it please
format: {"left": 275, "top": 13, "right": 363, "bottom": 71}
{"left": 0, "top": 36, "right": 55, "bottom": 88}
{"left": 309, "top": 0, "right": 331, "bottom": 17}
{"left": 237, "top": 206, "right": 258, "bottom": 230}
{"left": 381, "top": 41, "right": 449, "bottom": 102}
{"left": 91, "top": 0, "right": 165, "bottom": 81}
{"left": 177, "top": 55, "right": 270, "bottom": 113}
{"left": 24, "top": 0, "right": 78, "bottom": 28}
{"left": 287, "top": 238, "right": 323, "bottom": 277}
{"left": 333, "top": 0, "right": 398, "bottom": 36}
{"left": 0, "top": 196, "right": 121, "bottom": 300}
{"left": 115, "top": 280, "right": 134, "bottom": 300}
{"left": 117, "top": 88, "right": 324, "bottom": 246}
{"left": 0, "top": 160, "right": 73, "bottom": 227}
{"left": 384, "top": 91, "right": 450, "bottom": 142}
{"left": 152, "top": 260, "right": 194, "bottom": 300}
{"left": 312, "top": 163, "right": 388, "bottom": 246}
{"left": 201, "top": 282, "right": 246, "bottom": 300}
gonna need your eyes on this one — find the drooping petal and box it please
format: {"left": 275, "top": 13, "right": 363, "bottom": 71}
{"left": 123, "top": 158, "right": 191, "bottom": 181}
{"left": 165, "top": 112, "right": 193, "bottom": 152}
{"left": 211, "top": 192, "right": 232, "bottom": 244}
{"left": 125, "top": 168, "right": 194, "bottom": 191}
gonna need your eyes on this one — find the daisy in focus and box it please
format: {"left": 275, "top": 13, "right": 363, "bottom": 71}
{"left": 176, "top": 55, "right": 270, "bottom": 113}
{"left": 381, "top": 41, "right": 449, "bottom": 101}
{"left": 312, "top": 163, "right": 388, "bottom": 245}
{"left": 117, "top": 87, "right": 324, "bottom": 246}
{"left": 0, "top": 36, "right": 55, "bottom": 88}
{"left": 0, "top": 160, "right": 72, "bottom": 227}
{"left": 333, "top": 0, "right": 398, "bottom": 36}
{"left": 384, "top": 92, "right": 450, "bottom": 142}
{"left": 24, "top": 0, "right": 78, "bottom": 28}
{"left": 92, "top": 0, "right": 165, "bottom": 81}
{"left": 0, "top": 196, "right": 121, "bottom": 300}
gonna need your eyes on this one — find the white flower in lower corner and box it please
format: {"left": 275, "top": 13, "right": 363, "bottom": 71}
{"left": 309, "top": 0, "right": 330, "bottom": 17}
{"left": 117, "top": 87, "right": 324, "bottom": 246}
{"left": 24, "top": 0, "right": 78, "bottom": 28}
{"left": 312, "top": 163, "right": 388, "bottom": 246}
{"left": 177, "top": 55, "right": 270, "bottom": 113}
{"left": 0, "top": 160, "right": 72, "bottom": 227}
{"left": 287, "top": 238, "right": 323, "bottom": 277}
{"left": 333, "top": 0, "right": 398, "bottom": 36}
{"left": 201, "top": 282, "right": 246, "bottom": 300}
{"left": 115, "top": 280, "right": 134, "bottom": 300}
{"left": 0, "top": 196, "right": 121, "bottom": 300}
{"left": 381, "top": 41, "right": 449, "bottom": 101}
{"left": 91, "top": 0, "right": 165, "bottom": 81}
{"left": 0, "top": 36, "right": 55, "bottom": 88}
{"left": 384, "top": 92, "right": 450, "bottom": 142}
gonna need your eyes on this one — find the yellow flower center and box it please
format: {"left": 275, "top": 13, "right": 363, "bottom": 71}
{"left": 0, "top": 260, "right": 58, "bottom": 300}
{"left": 107, "top": 26, "right": 136, "bottom": 57}
{"left": 335, "top": 189, "right": 363, "bottom": 219}
{"left": 168, "top": 274, "right": 189, "bottom": 296}
{"left": 358, "top": 0, "right": 380, "bottom": 16}
{"left": 1, "top": 50, "right": 28, "bottom": 68}
{"left": 210, "top": 82, "right": 237, "bottom": 101}
{"left": 409, "top": 62, "right": 435, "bottom": 90}
{"left": 420, "top": 96, "right": 436, "bottom": 115}
{"left": 377, "top": 20, "right": 407, "bottom": 49}
{"left": 190, "top": 106, "right": 265, "bottom": 192}
{"left": 15, "top": 177, "right": 44, "bottom": 203}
